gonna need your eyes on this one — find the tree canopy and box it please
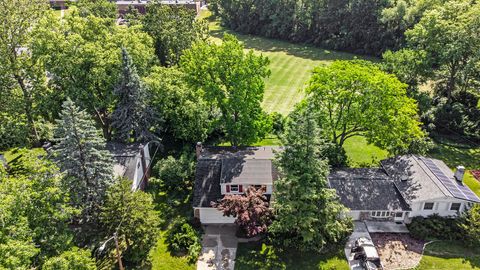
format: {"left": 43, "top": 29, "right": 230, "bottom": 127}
{"left": 0, "top": 149, "right": 74, "bottom": 268}
{"left": 32, "top": 8, "right": 155, "bottom": 139}
{"left": 0, "top": 0, "right": 52, "bottom": 145}
{"left": 142, "top": 4, "right": 208, "bottom": 66}
{"left": 213, "top": 186, "right": 273, "bottom": 237}
{"left": 270, "top": 107, "right": 352, "bottom": 251}
{"left": 181, "top": 34, "right": 271, "bottom": 146}
{"left": 53, "top": 98, "right": 113, "bottom": 223}
{"left": 100, "top": 179, "right": 161, "bottom": 265}
{"left": 305, "top": 60, "right": 425, "bottom": 154}
{"left": 383, "top": 0, "right": 480, "bottom": 139}
{"left": 111, "top": 48, "right": 156, "bottom": 142}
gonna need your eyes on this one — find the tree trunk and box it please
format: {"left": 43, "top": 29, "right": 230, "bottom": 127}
{"left": 14, "top": 73, "right": 40, "bottom": 143}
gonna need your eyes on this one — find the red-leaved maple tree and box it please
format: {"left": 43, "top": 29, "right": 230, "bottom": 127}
{"left": 212, "top": 186, "right": 273, "bottom": 237}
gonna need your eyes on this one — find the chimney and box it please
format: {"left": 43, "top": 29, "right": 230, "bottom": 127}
{"left": 401, "top": 174, "right": 408, "bottom": 182}
{"left": 196, "top": 142, "right": 203, "bottom": 159}
{"left": 454, "top": 166, "right": 465, "bottom": 182}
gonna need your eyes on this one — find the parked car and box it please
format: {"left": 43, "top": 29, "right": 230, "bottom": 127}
{"left": 350, "top": 237, "right": 383, "bottom": 270}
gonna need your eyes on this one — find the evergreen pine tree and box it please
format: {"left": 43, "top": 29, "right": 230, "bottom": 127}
{"left": 53, "top": 98, "right": 114, "bottom": 220}
{"left": 111, "top": 47, "right": 155, "bottom": 142}
{"left": 270, "top": 106, "right": 353, "bottom": 252}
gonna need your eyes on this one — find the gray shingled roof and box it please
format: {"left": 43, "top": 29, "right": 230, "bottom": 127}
{"left": 193, "top": 146, "right": 280, "bottom": 208}
{"left": 220, "top": 159, "right": 273, "bottom": 184}
{"left": 381, "top": 155, "right": 452, "bottom": 204}
{"left": 107, "top": 142, "right": 142, "bottom": 180}
{"left": 328, "top": 168, "right": 410, "bottom": 211}
{"left": 192, "top": 159, "right": 223, "bottom": 208}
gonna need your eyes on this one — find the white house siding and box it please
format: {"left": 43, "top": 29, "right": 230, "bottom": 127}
{"left": 221, "top": 184, "right": 273, "bottom": 195}
{"left": 197, "top": 208, "right": 235, "bottom": 224}
{"left": 409, "top": 197, "right": 468, "bottom": 218}
{"left": 133, "top": 159, "right": 143, "bottom": 190}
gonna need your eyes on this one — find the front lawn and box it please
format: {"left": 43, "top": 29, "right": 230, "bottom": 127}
{"left": 343, "top": 136, "right": 388, "bottom": 167}
{"left": 415, "top": 241, "right": 480, "bottom": 270}
{"left": 149, "top": 233, "right": 195, "bottom": 270}
{"left": 235, "top": 242, "right": 349, "bottom": 270}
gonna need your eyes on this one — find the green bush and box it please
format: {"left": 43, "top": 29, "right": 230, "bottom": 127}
{"left": 153, "top": 152, "right": 195, "bottom": 195}
{"left": 42, "top": 247, "right": 96, "bottom": 270}
{"left": 408, "top": 215, "right": 464, "bottom": 241}
{"left": 165, "top": 218, "right": 202, "bottom": 263}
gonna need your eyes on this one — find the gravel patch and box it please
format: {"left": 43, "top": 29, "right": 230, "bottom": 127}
{"left": 371, "top": 233, "right": 426, "bottom": 270}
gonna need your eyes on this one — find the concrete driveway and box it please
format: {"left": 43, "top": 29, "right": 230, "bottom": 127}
{"left": 197, "top": 225, "right": 238, "bottom": 270}
{"left": 345, "top": 222, "right": 371, "bottom": 270}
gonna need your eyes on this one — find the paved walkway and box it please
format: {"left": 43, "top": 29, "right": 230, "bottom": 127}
{"left": 365, "top": 221, "right": 409, "bottom": 233}
{"left": 197, "top": 225, "right": 238, "bottom": 270}
{"left": 345, "top": 222, "right": 371, "bottom": 270}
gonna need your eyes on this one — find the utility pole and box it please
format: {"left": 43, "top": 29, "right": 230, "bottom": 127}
{"left": 114, "top": 233, "right": 125, "bottom": 270}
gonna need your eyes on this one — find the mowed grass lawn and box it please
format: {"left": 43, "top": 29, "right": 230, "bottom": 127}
{"left": 415, "top": 241, "right": 480, "bottom": 270}
{"left": 235, "top": 242, "right": 349, "bottom": 270}
{"left": 203, "top": 10, "right": 376, "bottom": 115}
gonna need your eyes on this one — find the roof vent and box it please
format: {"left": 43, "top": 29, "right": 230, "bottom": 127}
{"left": 454, "top": 166, "right": 465, "bottom": 182}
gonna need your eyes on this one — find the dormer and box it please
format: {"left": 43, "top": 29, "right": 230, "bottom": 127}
{"left": 220, "top": 159, "right": 274, "bottom": 195}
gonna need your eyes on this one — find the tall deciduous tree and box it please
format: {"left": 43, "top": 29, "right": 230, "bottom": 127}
{"left": 0, "top": 0, "right": 50, "bottom": 143}
{"left": 144, "top": 67, "right": 211, "bottom": 143}
{"left": 111, "top": 48, "right": 155, "bottom": 142}
{"left": 142, "top": 4, "right": 208, "bottom": 66}
{"left": 32, "top": 9, "right": 155, "bottom": 140}
{"left": 53, "top": 98, "right": 114, "bottom": 221}
{"left": 401, "top": 0, "right": 480, "bottom": 101}
{"left": 213, "top": 186, "right": 273, "bottom": 237}
{"left": 0, "top": 149, "right": 74, "bottom": 267}
{"left": 306, "top": 60, "right": 424, "bottom": 154}
{"left": 181, "top": 34, "right": 271, "bottom": 146}
{"left": 270, "top": 107, "right": 352, "bottom": 251}
{"left": 100, "top": 179, "right": 160, "bottom": 265}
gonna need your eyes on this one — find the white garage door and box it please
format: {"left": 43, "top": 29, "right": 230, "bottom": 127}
{"left": 199, "top": 208, "right": 235, "bottom": 224}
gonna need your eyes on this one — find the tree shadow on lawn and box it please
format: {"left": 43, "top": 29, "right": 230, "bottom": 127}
{"left": 428, "top": 135, "right": 480, "bottom": 169}
{"left": 209, "top": 24, "right": 377, "bottom": 63}
{"left": 235, "top": 242, "right": 349, "bottom": 270}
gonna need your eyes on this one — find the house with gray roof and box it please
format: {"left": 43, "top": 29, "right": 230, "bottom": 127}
{"left": 193, "top": 145, "right": 479, "bottom": 224}
{"left": 107, "top": 141, "right": 160, "bottom": 191}
{"left": 193, "top": 144, "right": 279, "bottom": 224}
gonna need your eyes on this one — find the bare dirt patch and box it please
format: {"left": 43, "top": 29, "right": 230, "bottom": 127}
{"left": 371, "top": 233, "right": 426, "bottom": 270}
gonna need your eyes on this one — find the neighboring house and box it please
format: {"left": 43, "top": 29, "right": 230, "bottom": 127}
{"left": 329, "top": 155, "right": 479, "bottom": 223}
{"left": 192, "top": 144, "right": 279, "bottom": 224}
{"left": 107, "top": 141, "right": 158, "bottom": 191}
{"left": 192, "top": 145, "right": 480, "bottom": 225}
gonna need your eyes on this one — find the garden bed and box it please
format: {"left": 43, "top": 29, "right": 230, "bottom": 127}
{"left": 370, "top": 233, "right": 426, "bottom": 270}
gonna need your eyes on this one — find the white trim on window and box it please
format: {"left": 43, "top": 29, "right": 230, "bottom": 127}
{"left": 370, "top": 211, "right": 392, "bottom": 218}
{"left": 450, "top": 202, "right": 461, "bottom": 211}
{"left": 230, "top": 185, "right": 239, "bottom": 192}
{"left": 423, "top": 202, "right": 434, "bottom": 210}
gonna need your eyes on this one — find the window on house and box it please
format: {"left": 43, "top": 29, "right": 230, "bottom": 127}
{"left": 450, "top": 203, "right": 461, "bottom": 211}
{"left": 371, "top": 211, "right": 390, "bottom": 217}
{"left": 423, "top": 202, "right": 434, "bottom": 210}
{"left": 395, "top": 212, "right": 403, "bottom": 218}
{"left": 230, "top": 185, "right": 239, "bottom": 192}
